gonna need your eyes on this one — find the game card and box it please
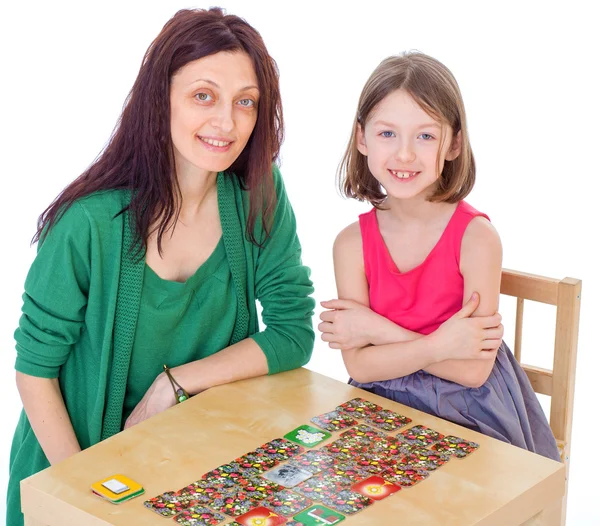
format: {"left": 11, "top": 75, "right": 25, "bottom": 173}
{"left": 401, "top": 447, "right": 450, "bottom": 471}
{"left": 263, "top": 464, "right": 313, "bottom": 488}
{"left": 336, "top": 397, "right": 382, "bottom": 417}
{"left": 431, "top": 435, "right": 480, "bottom": 458}
{"left": 267, "top": 489, "right": 313, "bottom": 516}
{"left": 257, "top": 438, "right": 305, "bottom": 461}
{"left": 353, "top": 453, "right": 397, "bottom": 475}
{"left": 173, "top": 505, "right": 227, "bottom": 526}
{"left": 229, "top": 506, "right": 287, "bottom": 525}
{"left": 201, "top": 464, "right": 253, "bottom": 489}
{"left": 322, "top": 463, "right": 364, "bottom": 483}
{"left": 236, "top": 452, "right": 281, "bottom": 473}
{"left": 320, "top": 489, "right": 373, "bottom": 515}
{"left": 284, "top": 425, "right": 332, "bottom": 448}
{"left": 381, "top": 463, "right": 429, "bottom": 487}
{"left": 210, "top": 491, "right": 256, "bottom": 517}
{"left": 368, "top": 436, "right": 403, "bottom": 457}
{"left": 287, "top": 450, "right": 336, "bottom": 474}
{"left": 363, "top": 409, "right": 412, "bottom": 432}
{"left": 351, "top": 475, "right": 401, "bottom": 500}
{"left": 144, "top": 492, "right": 194, "bottom": 517}
{"left": 340, "top": 424, "right": 387, "bottom": 440}
{"left": 324, "top": 438, "right": 371, "bottom": 462}
{"left": 398, "top": 424, "right": 445, "bottom": 447}
{"left": 175, "top": 483, "right": 218, "bottom": 506}
{"left": 310, "top": 410, "right": 358, "bottom": 432}
{"left": 293, "top": 473, "right": 343, "bottom": 501}
{"left": 243, "top": 477, "right": 285, "bottom": 501}
{"left": 293, "top": 505, "right": 346, "bottom": 525}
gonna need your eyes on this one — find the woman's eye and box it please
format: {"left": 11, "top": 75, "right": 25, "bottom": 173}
{"left": 238, "top": 99, "right": 256, "bottom": 108}
{"left": 418, "top": 133, "right": 434, "bottom": 140}
{"left": 195, "top": 92, "right": 212, "bottom": 102}
{"left": 380, "top": 131, "right": 395, "bottom": 138}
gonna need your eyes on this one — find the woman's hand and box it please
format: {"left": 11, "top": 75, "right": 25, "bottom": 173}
{"left": 429, "top": 293, "right": 504, "bottom": 362}
{"left": 124, "top": 373, "right": 177, "bottom": 429}
{"left": 319, "top": 299, "right": 418, "bottom": 350}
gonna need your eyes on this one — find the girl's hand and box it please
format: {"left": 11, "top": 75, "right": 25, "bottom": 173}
{"left": 430, "top": 293, "right": 504, "bottom": 362}
{"left": 124, "top": 373, "right": 177, "bottom": 429}
{"left": 319, "top": 299, "right": 410, "bottom": 350}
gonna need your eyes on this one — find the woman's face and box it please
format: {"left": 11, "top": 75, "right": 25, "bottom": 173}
{"left": 170, "top": 51, "right": 259, "bottom": 177}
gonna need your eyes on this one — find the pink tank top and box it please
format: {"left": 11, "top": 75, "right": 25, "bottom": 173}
{"left": 360, "top": 201, "right": 489, "bottom": 335}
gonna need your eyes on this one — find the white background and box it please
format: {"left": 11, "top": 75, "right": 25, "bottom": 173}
{"left": 1, "top": 0, "right": 598, "bottom": 523}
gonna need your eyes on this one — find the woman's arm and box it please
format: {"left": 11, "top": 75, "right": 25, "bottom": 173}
{"left": 14, "top": 202, "right": 91, "bottom": 458}
{"left": 125, "top": 167, "right": 314, "bottom": 427}
{"left": 16, "top": 373, "right": 81, "bottom": 464}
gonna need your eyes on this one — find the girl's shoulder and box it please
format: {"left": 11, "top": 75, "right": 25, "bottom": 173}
{"left": 334, "top": 220, "right": 362, "bottom": 252}
{"left": 333, "top": 220, "right": 364, "bottom": 271}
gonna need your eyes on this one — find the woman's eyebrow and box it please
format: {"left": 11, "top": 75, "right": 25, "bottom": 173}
{"left": 190, "top": 78, "right": 259, "bottom": 91}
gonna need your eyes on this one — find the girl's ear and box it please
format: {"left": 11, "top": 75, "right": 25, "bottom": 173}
{"left": 445, "top": 130, "right": 462, "bottom": 161}
{"left": 356, "top": 123, "right": 368, "bottom": 156}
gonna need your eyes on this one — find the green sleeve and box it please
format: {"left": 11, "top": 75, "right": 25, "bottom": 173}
{"left": 250, "top": 165, "right": 316, "bottom": 373}
{"left": 14, "top": 203, "right": 91, "bottom": 378}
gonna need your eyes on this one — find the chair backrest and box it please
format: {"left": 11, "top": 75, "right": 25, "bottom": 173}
{"left": 500, "top": 269, "right": 582, "bottom": 466}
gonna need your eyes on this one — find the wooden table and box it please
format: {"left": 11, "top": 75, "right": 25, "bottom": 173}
{"left": 21, "top": 368, "right": 565, "bottom": 525}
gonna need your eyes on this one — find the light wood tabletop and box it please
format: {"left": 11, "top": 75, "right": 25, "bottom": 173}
{"left": 21, "top": 368, "right": 565, "bottom": 526}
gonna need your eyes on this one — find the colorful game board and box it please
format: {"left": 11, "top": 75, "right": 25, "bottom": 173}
{"left": 141, "top": 398, "right": 479, "bottom": 524}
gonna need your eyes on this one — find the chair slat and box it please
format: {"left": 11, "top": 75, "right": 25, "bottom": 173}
{"left": 501, "top": 269, "right": 559, "bottom": 305}
{"left": 522, "top": 364, "right": 553, "bottom": 396}
{"left": 514, "top": 297, "right": 524, "bottom": 362}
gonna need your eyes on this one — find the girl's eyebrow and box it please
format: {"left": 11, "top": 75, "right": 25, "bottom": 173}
{"left": 372, "top": 119, "right": 441, "bottom": 129}
{"left": 190, "top": 78, "right": 259, "bottom": 92}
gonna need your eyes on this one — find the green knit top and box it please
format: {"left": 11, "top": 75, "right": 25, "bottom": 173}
{"left": 123, "top": 238, "right": 234, "bottom": 424}
{"left": 8, "top": 166, "right": 315, "bottom": 526}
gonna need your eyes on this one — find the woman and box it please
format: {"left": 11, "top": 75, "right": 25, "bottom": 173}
{"left": 8, "top": 8, "right": 315, "bottom": 525}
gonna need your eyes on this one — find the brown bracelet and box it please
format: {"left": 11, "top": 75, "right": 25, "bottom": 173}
{"left": 163, "top": 364, "right": 189, "bottom": 403}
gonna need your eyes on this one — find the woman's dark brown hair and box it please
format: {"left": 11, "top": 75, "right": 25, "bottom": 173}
{"left": 35, "top": 7, "right": 283, "bottom": 250}
{"left": 339, "top": 51, "right": 475, "bottom": 206}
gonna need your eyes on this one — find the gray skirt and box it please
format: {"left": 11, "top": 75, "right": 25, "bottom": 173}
{"left": 351, "top": 342, "right": 561, "bottom": 462}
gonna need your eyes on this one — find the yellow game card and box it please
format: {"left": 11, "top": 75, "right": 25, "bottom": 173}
{"left": 91, "top": 474, "right": 144, "bottom": 503}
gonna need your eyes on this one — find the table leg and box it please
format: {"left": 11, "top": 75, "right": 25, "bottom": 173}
{"left": 520, "top": 496, "right": 564, "bottom": 526}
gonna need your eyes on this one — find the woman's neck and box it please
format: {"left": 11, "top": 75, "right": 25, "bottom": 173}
{"left": 174, "top": 158, "right": 218, "bottom": 222}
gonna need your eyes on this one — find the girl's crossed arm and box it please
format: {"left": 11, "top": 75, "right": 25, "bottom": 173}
{"left": 423, "top": 216, "right": 503, "bottom": 387}
{"left": 321, "top": 221, "right": 502, "bottom": 388}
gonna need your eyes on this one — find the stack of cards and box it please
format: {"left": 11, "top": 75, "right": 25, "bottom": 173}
{"left": 91, "top": 474, "right": 144, "bottom": 505}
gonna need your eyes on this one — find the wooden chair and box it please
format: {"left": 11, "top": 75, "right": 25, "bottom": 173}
{"left": 500, "top": 269, "right": 582, "bottom": 525}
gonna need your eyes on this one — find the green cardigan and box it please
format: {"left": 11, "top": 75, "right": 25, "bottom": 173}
{"left": 8, "top": 166, "right": 315, "bottom": 526}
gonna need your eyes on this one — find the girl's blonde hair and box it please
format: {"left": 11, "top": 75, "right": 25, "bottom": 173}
{"left": 338, "top": 51, "right": 475, "bottom": 206}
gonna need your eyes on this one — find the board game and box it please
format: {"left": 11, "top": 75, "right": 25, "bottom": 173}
{"left": 142, "top": 397, "right": 479, "bottom": 524}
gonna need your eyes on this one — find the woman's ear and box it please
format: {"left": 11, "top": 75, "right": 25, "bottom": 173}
{"left": 356, "top": 123, "right": 368, "bottom": 156}
{"left": 445, "top": 130, "right": 462, "bottom": 161}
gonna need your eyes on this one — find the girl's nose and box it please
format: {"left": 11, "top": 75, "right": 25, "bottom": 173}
{"left": 394, "top": 141, "right": 416, "bottom": 163}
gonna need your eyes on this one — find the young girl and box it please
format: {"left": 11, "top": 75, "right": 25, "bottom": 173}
{"left": 319, "top": 51, "right": 560, "bottom": 461}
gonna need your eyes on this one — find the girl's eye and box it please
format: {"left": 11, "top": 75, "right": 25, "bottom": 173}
{"left": 418, "top": 133, "right": 434, "bottom": 140}
{"left": 195, "top": 92, "right": 213, "bottom": 102}
{"left": 380, "top": 131, "right": 395, "bottom": 138}
{"left": 238, "top": 99, "right": 256, "bottom": 108}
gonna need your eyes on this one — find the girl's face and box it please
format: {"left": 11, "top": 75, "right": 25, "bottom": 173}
{"left": 170, "top": 51, "right": 260, "bottom": 177}
{"left": 357, "top": 89, "right": 461, "bottom": 201}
